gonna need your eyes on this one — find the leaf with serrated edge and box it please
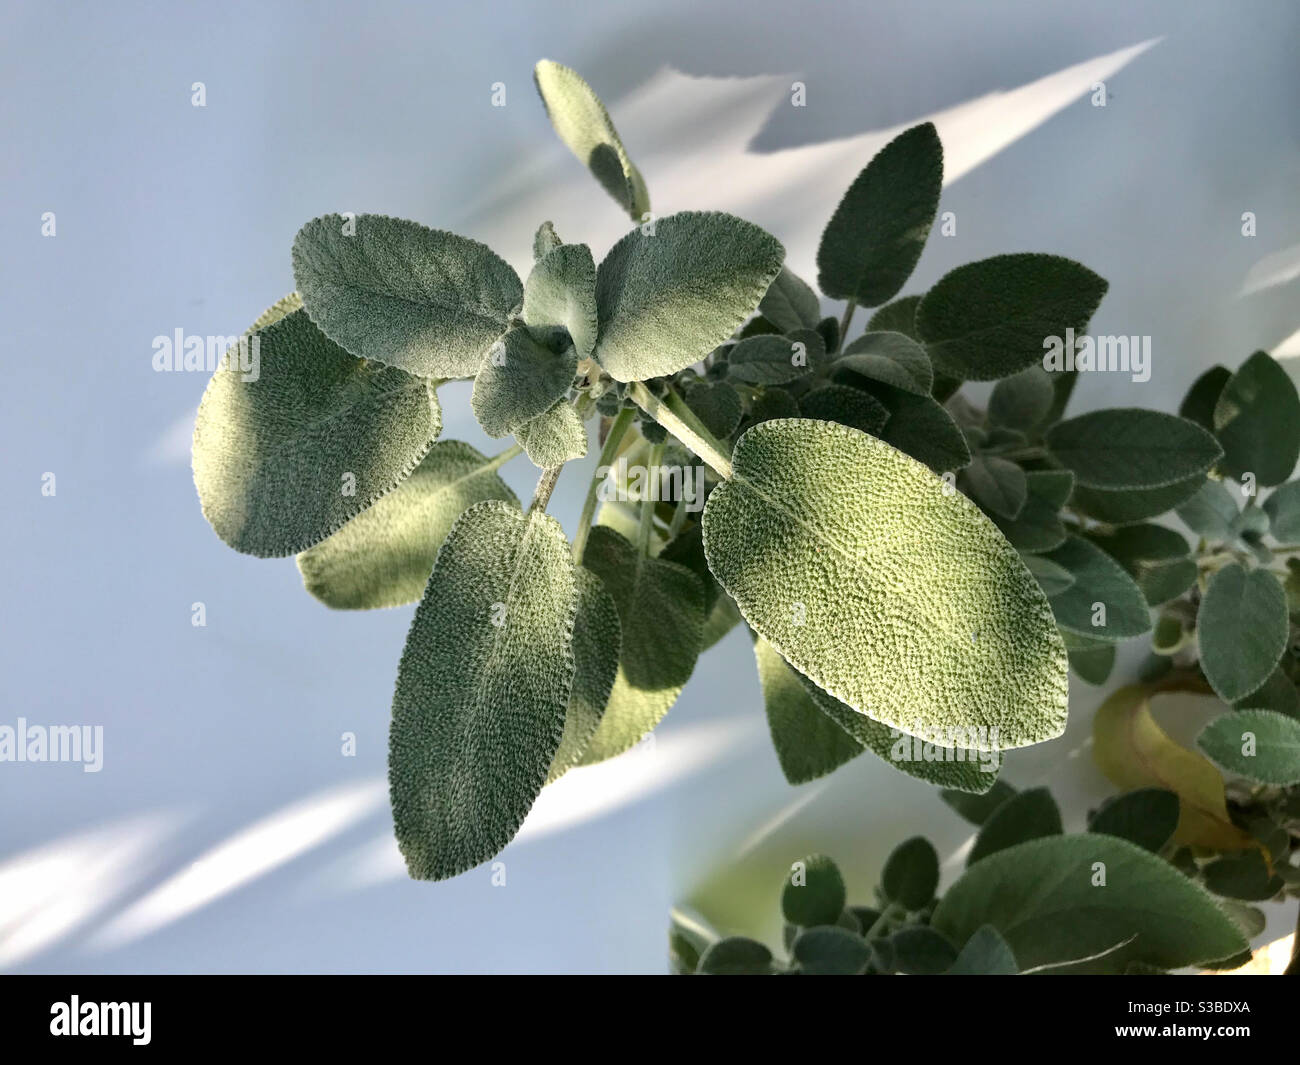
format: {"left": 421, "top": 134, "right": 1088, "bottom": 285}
{"left": 515, "top": 400, "right": 588, "bottom": 468}
{"left": 292, "top": 214, "right": 521, "bottom": 378}
{"left": 702, "top": 419, "right": 1067, "bottom": 750}
{"left": 193, "top": 307, "right": 440, "bottom": 558}
{"left": 389, "top": 501, "right": 577, "bottom": 880}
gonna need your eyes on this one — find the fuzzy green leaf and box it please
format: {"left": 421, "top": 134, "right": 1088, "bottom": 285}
{"left": 1046, "top": 409, "right": 1222, "bottom": 490}
{"left": 875, "top": 391, "right": 970, "bottom": 473}
{"left": 832, "top": 331, "right": 933, "bottom": 395}
{"left": 291, "top": 214, "right": 521, "bottom": 378}
{"left": 1179, "top": 365, "right": 1231, "bottom": 432}
{"left": 798, "top": 383, "right": 889, "bottom": 435}
{"left": 946, "top": 925, "right": 1018, "bottom": 974}
{"left": 1263, "top": 480, "right": 1300, "bottom": 541}
{"left": 1214, "top": 351, "right": 1300, "bottom": 487}
{"left": 1201, "top": 849, "right": 1284, "bottom": 902}
{"left": 1197, "top": 563, "right": 1288, "bottom": 702}
{"left": 193, "top": 307, "right": 441, "bottom": 558}
{"left": 816, "top": 123, "right": 942, "bottom": 307}
{"left": 875, "top": 926, "right": 959, "bottom": 975}
{"left": 697, "top": 937, "right": 773, "bottom": 975}
{"left": 968, "top": 787, "right": 1062, "bottom": 865}
{"left": 593, "top": 211, "right": 784, "bottom": 382}
{"left": 1197, "top": 710, "right": 1300, "bottom": 787}
{"left": 866, "top": 295, "right": 921, "bottom": 340}
{"left": 297, "top": 441, "right": 517, "bottom": 609}
{"left": 578, "top": 526, "right": 705, "bottom": 763}
{"left": 522, "top": 241, "right": 598, "bottom": 358}
{"left": 758, "top": 265, "right": 821, "bottom": 332}
{"left": 792, "top": 927, "right": 873, "bottom": 975}
{"left": 389, "top": 502, "right": 577, "bottom": 880}
{"left": 1063, "top": 630, "right": 1117, "bottom": 685}
{"left": 1088, "top": 788, "right": 1179, "bottom": 853}
{"left": 728, "top": 334, "right": 814, "bottom": 386}
{"left": 1043, "top": 535, "right": 1151, "bottom": 640}
{"left": 1072, "top": 473, "right": 1206, "bottom": 526}
{"left": 932, "top": 834, "right": 1248, "bottom": 973}
{"left": 881, "top": 836, "right": 940, "bottom": 910}
{"left": 782, "top": 855, "right": 846, "bottom": 927}
{"left": 1022, "top": 553, "right": 1074, "bottom": 597}
{"left": 683, "top": 381, "right": 744, "bottom": 439}
{"left": 961, "top": 455, "right": 1027, "bottom": 520}
{"left": 702, "top": 419, "right": 1068, "bottom": 749}
{"left": 471, "top": 326, "right": 578, "bottom": 437}
{"left": 1234, "top": 666, "right": 1300, "bottom": 717}
{"left": 940, "top": 781, "right": 1017, "bottom": 826}
{"left": 1175, "top": 479, "right": 1239, "bottom": 541}
{"left": 515, "top": 400, "right": 588, "bottom": 468}
{"left": 532, "top": 220, "right": 563, "bottom": 261}
{"left": 916, "top": 254, "right": 1108, "bottom": 381}
{"left": 533, "top": 60, "right": 649, "bottom": 220}
{"left": 991, "top": 470, "right": 1072, "bottom": 554}
{"left": 1086, "top": 523, "right": 1196, "bottom": 608}
{"left": 988, "top": 366, "right": 1055, "bottom": 431}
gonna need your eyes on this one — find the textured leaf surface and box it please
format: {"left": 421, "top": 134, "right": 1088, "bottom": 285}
{"left": 471, "top": 326, "right": 578, "bottom": 437}
{"left": 1092, "top": 685, "right": 1252, "bottom": 850}
{"left": 1046, "top": 409, "right": 1222, "bottom": 490}
{"left": 515, "top": 400, "right": 588, "bottom": 468}
{"left": 1042, "top": 536, "right": 1151, "bottom": 640}
{"left": 866, "top": 295, "right": 921, "bottom": 339}
{"left": 534, "top": 60, "right": 649, "bottom": 220}
{"left": 833, "top": 331, "right": 933, "bottom": 395}
{"left": 875, "top": 391, "right": 970, "bottom": 473}
{"left": 816, "top": 123, "right": 942, "bottom": 307}
{"left": 967, "top": 787, "right": 1062, "bottom": 865}
{"left": 798, "top": 384, "right": 889, "bottom": 435}
{"left": 522, "top": 242, "right": 598, "bottom": 358}
{"left": 728, "top": 334, "right": 812, "bottom": 386}
{"left": 1073, "top": 473, "right": 1206, "bottom": 526}
{"left": 1198, "top": 710, "right": 1300, "bottom": 786}
{"left": 1214, "top": 351, "right": 1300, "bottom": 487}
{"left": 988, "top": 366, "right": 1054, "bottom": 431}
{"left": 389, "top": 502, "right": 577, "bottom": 880}
{"left": 297, "top": 441, "right": 517, "bottom": 609}
{"left": 758, "top": 265, "right": 821, "bottom": 332}
{"left": 932, "top": 835, "right": 1247, "bottom": 973}
{"left": 881, "top": 836, "right": 939, "bottom": 909}
{"left": 1263, "top": 480, "right": 1300, "bottom": 541}
{"left": 961, "top": 455, "right": 1027, "bottom": 520}
{"left": 782, "top": 855, "right": 846, "bottom": 927}
{"left": 292, "top": 214, "right": 521, "bottom": 377}
{"left": 1086, "top": 523, "right": 1195, "bottom": 608}
{"left": 593, "top": 212, "right": 784, "bottom": 382}
{"left": 1179, "top": 365, "right": 1231, "bottom": 431}
{"left": 578, "top": 527, "right": 705, "bottom": 762}
{"left": 916, "top": 254, "right": 1108, "bottom": 381}
{"left": 991, "top": 470, "right": 1072, "bottom": 554}
{"left": 702, "top": 419, "right": 1068, "bottom": 749}
{"left": 946, "top": 925, "right": 1018, "bottom": 974}
{"left": 193, "top": 308, "right": 440, "bottom": 558}
{"left": 1198, "top": 563, "right": 1287, "bottom": 702}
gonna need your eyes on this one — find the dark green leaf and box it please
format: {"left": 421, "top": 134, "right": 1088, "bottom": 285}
{"left": 1022, "top": 553, "right": 1074, "bottom": 597}
{"left": 1197, "top": 563, "right": 1288, "bottom": 702}
{"left": 1086, "top": 523, "right": 1195, "bottom": 608}
{"left": 1088, "top": 788, "right": 1179, "bottom": 853}
{"left": 941, "top": 780, "right": 1017, "bottom": 825}
{"left": 1233, "top": 667, "right": 1300, "bottom": 717}
{"left": 988, "top": 366, "right": 1055, "bottom": 431}
{"left": 946, "top": 925, "right": 1018, "bottom": 974}
{"left": 782, "top": 855, "right": 847, "bottom": 928}
{"left": 799, "top": 383, "right": 889, "bottom": 434}
{"left": 1072, "top": 474, "right": 1206, "bottom": 526}
{"left": 968, "top": 786, "right": 1062, "bottom": 865}
{"left": 1174, "top": 478, "right": 1239, "bottom": 541}
{"left": 1214, "top": 350, "right": 1300, "bottom": 487}
{"left": 1062, "top": 629, "right": 1117, "bottom": 685}
{"left": 1263, "top": 480, "right": 1300, "bottom": 542}
{"left": 881, "top": 836, "right": 940, "bottom": 910}
{"left": 1043, "top": 535, "right": 1152, "bottom": 640}
{"left": 727, "top": 334, "right": 811, "bottom": 386}
{"left": 991, "top": 470, "right": 1073, "bottom": 554}
{"left": 1201, "top": 849, "right": 1285, "bottom": 902}
{"left": 1046, "top": 410, "right": 1222, "bottom": 490}
{"left": 792, "top": 927, "right": 873, "bottom": 974}
{"left": 961, "top": 455, "right": 1027, "bottom": 520}
{"left": 876, "top": 926, "right": 957, "bottom": 975}
{"left": 833, "top": 331, "right": 933, "bottom": 395}
{"left": 758, "top": 265, "right": 821, "bottom": 332}
{"left": 683, "top": 380, "right": 744, "bottom": 440}
{"left": 875, "top": 391, "right": 971, "bottom": 473}
{"left": 866, "top": 295, "right": 921, "bottom": 340}
{"left": 697, "top": 936, "right": 773, "bottom": 975}
{"left": 1179, "top": 365, "right": 1231, "bottom": 432}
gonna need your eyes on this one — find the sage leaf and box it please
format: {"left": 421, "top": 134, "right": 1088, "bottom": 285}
{"left": 991, "top": 470, "right": 1072, "bottom": 554}
{"left": 702, "top": 419, "right": 1068, "bottom": 749}
{"left": 292, "top": 214, "right": 521, "bottom": 378}
{"left": 1234, "top": 666, "right": 1300, "bottom": 717}
{"left": 1042, "top": 535, "right": 1151, "bottom": 640}
{"left": 798, "top": 383, "right": 889, "bottom": 435}
{"left": 515, "top": 400, "right": 588, "bottom": 468}
{"left": 754, "top": 636, "right": 862, "bottom": 785}
{"left": 967, "top": 787, "right": 1062, "bottom": 865}
{"left": 1213, "top": 350, "right": 1300, "bottom": 487}
{"left": 792, "top": 927, "right": 872, "bottom": 975}
{"left": 1086, "top": 523, "right": 1196, "bottom": 608}
{"left": 1201, "top": 850, "right": 1284, "bottom": 902}
{"left": 1197, "top": 562, "right": 1287, "bottom": 702}
{"left": 946, "top": 925, "right": 1018, "bottom": 974}
{"left": 1064, "top": 630, "right": 1117, "bottom": 686}
{"left": 932, "top": 834, "right": 1248, "bottom": 973}
{"left": 1088, "top": 788, "right": 1180, "bottom": 853}
{"left": 988, "top": 366, "right": 1054, "bottom": 431}
{"left": 1022, "top": 553, "right": 1074, "bottom": 597}
{"left": 193, "top": 307, "right": 440, "bottom": 558}
{"left": 816, "top": 123, "right": 942, "bottom": 307}
{"left": 532, "top": 220, "right": 563, "bottom": 261}
{"left": 1046, "top": 409, "right": 1222, "bottom": 490}
{"left": 697, "top": 937, "right": 772, "bottom": 975}
{"left": 961, "top": 455, "right": 1027, "bottom": 520}
{"left": 522, "top": 241, "right": 598, "bottom": 358}
{"left": 782, "top": 854, "right": 846, "bottom": 927}
{"left": 728, "top": 334, "right": 813, "bottom": 386}
{"left": 547, "top": 569, "right": 622, "bottom": 783}
{"left": 1179, "top": 364, "right": 1231, "bottom": 432}
{"left": 758, "top": 265, "right": 821, "bottom": 332}
{"left": 1072, "top": 473, "right": 1206, "bottom": 526}
{"left": 297, "top": 441, "right": 518, "bottom": 609}
{"left": 876, "top": 926, "right": 958, "bottom": 975}
{"left": 389, "top": 501, "right": 577, "bottom": 880}
{"left": 534, "top": 59, "right": 650, "bottom": 221}
{"left": 1263, "top": 480, "right": 1300, "bottom": 541}
{"left": 471, "top": 326, "right": 578, "bottom": 437}
{"left": 594, "top": 211, "right": 784, "bottom": 382}
{"left": 1197, "top": 710, "right": 1300, "bottom": 787}
{"left": 916, "top": 254, "right": 1108, "bottom": 381}
{"left": 832, "top": 331, "right": 933, "bottom": 395}
{"left": 881, "top": 836, "right": 939, "bottom": 910}
{"left": 578, "top": 526, "right": 705, "bottom": 763}
{"left": 683, "top": 380, "right": 744, "bottom": 440}
{"left": 941, "top": 781, "right": 1016, "bottom": 826}
{"left": 875, "top": 391, "right": 970, "bottom": 473}
{"left": 866, "top": 295, "right": 921, "bottom": 340}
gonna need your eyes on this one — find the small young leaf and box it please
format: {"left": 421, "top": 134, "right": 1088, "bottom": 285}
{"left": 916, "top": 254, "right": 1108, "bottom": 381}
{"left": 1213, "top": 350, "right": 1300, "bottom": 487}
{"left": 792, "top": 927, "right": 873, "bottom": 975}
{"left": 728, "top": 334, "right": 814, "bottom": 386}
{"left": 758, "top": 265, "right": 821, "bottom": 333}
{"left": 1042, "top": 535, "right": 1151, "bottom": 640}
{"left": 1197, "top": 563, "right": 1287, "bottom": 703}
{"left": 297, "top": 441, "right": 518, "bottom": 610}
{"left": 881, "top": 836, "right": 940, "bottom": 910}
{"left": 782, "top": 855, "right": 846, "bottom": 927}
{"left": 1201, "top": 850, "right": 1285, "bottom": 902}
{"left": 991, "top": 470, "right": 1073, "bottom": 554}
{"left": 193, "top": 308, "right": 440, "bottom": 558}
{"left": 876, "top": 926, "right": 958, "bottom": 975}
{"left": 941, "top": 780, "right": 1016, "bottom": 826}
{"left": 1046, "top": 409, "right": 1222, "bottom": 490}
{"left": 292, "top": 214, "right": 521, "bottom": 378}
{"left": 1179, "top": 365, "right": 1231, "bottom": 431}
{"left": 697, "top": 936, "right": 773, "bottom": 975}
{"left": 533, "top": 60, "right": 649, "bottom": 220}
{"left": 987, "top": 366, "right": 1054, "bottom": 431}
{"left": 471, "top": 326, "right": 578, "bottom": 438}
{"left": 1088, "top": 788, "right": 1179, "bottom": 853}
{"left": 946, "top": 924, "right": 1018, "bottom": 974}
{"left": 833, "top": 331, "right": 933, "bottom": 395}
{"left": 389, "top": 502, "right": 577, "bottom": 880}
{"left": 932, "top": 834, "right": 1248, "bottom": 973}
{"left": 594, "top": 212, "right": 784, "bottom": 382}
{"left": 522, "top": 241, "right": 598, "bottom": 358}
{"left": 967, "top": 787, "right": 1062, "bottom": 865}
{"left": 1197, "top": 710, "right": 1300, "bottom": 787}
{"left": 961, "top": 455, "right": 1028, "bottom": 520}
{"left": 702, "top": 419, "right": 1068, "bottom": 749}
{"left": 532, "top": 220, "right": 563, "bottom": 261}
{"left": 866, "top": 295, "right": 921, "bottom": 340}
{"left": 798, "top": 383, "right": 889, "bottom": 435}
{"left": 514, "top": 400, "right": 588, "bottom": 468}
{"left": 1064, "top": 629, "right": 1117, "bottom": 685}
{"left": 1072, "top": 473, "right": 1206, "bottom": 526}
{"left": 817, "top": 123, "right": 943, "bottom": 307}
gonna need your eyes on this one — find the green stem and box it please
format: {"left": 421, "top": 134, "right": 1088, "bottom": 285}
{"left": 839, "top": 299, "right": 857, "bottom": 345}
{"left": 572, "top": 406, "right": 635, "bottom": 561}
{"left": 484, "top": 443, "right": 523, "bottom": 473}
{"left": 864, "top": 902, "right": 904, "bottom": 942}
{"left": 628, "top": 381, "right": 733, "bottom": 479}
{"left": 666, "top": 495, "right": 690, "bottom": 541}
{"left": 528, "top": 463, "right": 564, "bottom": 515}
{"left": 638, "top": 442, "right": 666, "bottom": 555}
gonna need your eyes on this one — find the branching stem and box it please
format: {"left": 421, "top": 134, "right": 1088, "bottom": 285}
{"left": 628, "top": 381, "right": 733, "bottom": 479}
{"left": 572, "top": 406, "right": 635, "bottom": 561}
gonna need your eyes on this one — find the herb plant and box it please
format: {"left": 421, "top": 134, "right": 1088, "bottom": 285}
{"left": 192, "top": 59, "right": 1283, "bottom": 900}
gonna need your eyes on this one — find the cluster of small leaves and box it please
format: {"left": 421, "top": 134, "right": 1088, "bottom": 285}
{"left": 1080, "top": 353, "right": 1300, "bottom": 910}
{"left": 672, "top": 784, "right": 1254, "bottom": 974}
{"left": 192, "top": 58, "right": 1218, "bottom": 883}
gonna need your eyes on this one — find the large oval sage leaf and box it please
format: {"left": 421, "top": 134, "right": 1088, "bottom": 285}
{"left": 296, "top": 441, "right": 518, "bottom": 609}
{"left": 593, "top": 211, "right": 784, "bottom": 382}
{"left": 931, "top": 834, "right": 1248, "bottom": 973}
{"left": 816, "top": 123, "right": 943, "bottom": 307}
{"left": 533, "top": 59, "right": 649, "bottom": 220}
{"left": 389, "top": 501, "right": 577, "bottom": 880}
{"left": 292, "top": 213, "right": 522, "bottom": 378}
{"left": 1214, "top": 351, "right": 1300, "bottom": 487}
{"left": 1046, "top": 409, "right": 1222, "bottom": 490}
{"left": 702, "top": 419, "right": 1068, "bottom": 749}
{"left": 193, "top": 307, "right": 440, "bottom": 558}
{"left": 916, "top": 254, "right": 1108, "bottom": 381}
{"left": 1198, "top": 563, "right": 1288, "bottom": 702}
{"left": 577, "top": 526, "right": 706, "bottom": 763}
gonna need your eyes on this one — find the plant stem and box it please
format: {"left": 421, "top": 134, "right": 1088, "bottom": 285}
{"left": 572, "top": 406, "right": 635, "bottom": 561}
{"left": 484, "top": 443, "right": 523, "bottom": 473}
{"left": 864, "top": 902, "right": 904, "bottom": 941}
{"left": 628, "top": 381, "right": 733, "bottom": 480}
{"left": 839, "top": 299, "right": 857, "bottom": 345}
{"left": 528, "top": 464, "right": 564, "bottom": 515}
{"left": 666, "top": 494, "right": 690, "bottom": 540}
{"left": 638, "top": 441, "right": 666, "bottom": 555}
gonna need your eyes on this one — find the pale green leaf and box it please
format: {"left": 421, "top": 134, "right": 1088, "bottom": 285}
{"left": 471, "top": 326, "right": 578, "bottom": 438}
{"left": 515, "top": 400, "right": 588, "bottom": 468}
{"left": 522, "top": 241, "right": 598, "bottom": 358}
{"left": 1198, "top": 563, "right": 1288, "bottom": 702}
{"left": 1197, "top": 710, "right": 1300, "bottom": 787}
{"left": 532, "top": 220, "right": 562, "bottom": 261}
